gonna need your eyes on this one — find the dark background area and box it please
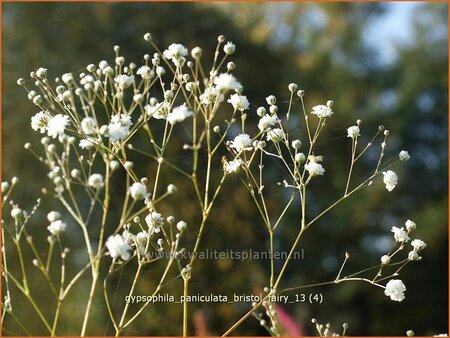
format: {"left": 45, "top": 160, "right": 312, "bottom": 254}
{"left": 2, "top": 2, "right": 448, "bottom": 336}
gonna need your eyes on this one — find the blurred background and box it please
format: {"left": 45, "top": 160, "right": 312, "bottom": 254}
{"left": 2, "top": 2, "right": 448, "bottom": 336}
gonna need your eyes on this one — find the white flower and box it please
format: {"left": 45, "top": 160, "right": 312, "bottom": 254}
{"left": 106, "top": 234, "right": 131, "bottom": 261}
{"left": 79, "top": 139, "right": 95, "bottom": 149}
{"left": 136, "top": 65, "right": 153, "bottom": 79}
{"left": 47, "top": 114, "right": 69, "bottom": 138}
{"left": 31, "top": 111, "right": 51, "bottom": 133}
{"left": 213, "top": 73, "right": 241, "bottom": 91}
{"left": 108, "top": 123, "right": 129, "bottom": 142}
{"left": 384, "top": 279, "right": 406, "bottom": 302}
{"left": 311, "top": 105, "right": 334, "bottom": 118}
{"left": 305, "top": 162, "right": 325, "bottom": 176}
{"left": 108, "top": 114, "right": 132, "bottom": 142}
{"left": 81, "top": 117, "right": 98, "bottom": 135}
{"left": 382, "top": 170, "right": 398, "bottom": 192}
{"left": 163, "top": 43, "right": 188, "bottom": 63}
{"left": 347, "top": 125, "right": 360, "bottom": 139}
{"left": 145, "top": 212, "right": 164, "bottom": 234}
{"left": 391, "top": 226, "right": 410, "bottom": 243}
{"left": 114, "top": 75, "right": 134, "bottom": 89}
{"left": 230, "top": 134, "right": 253, "bottom": 152}
{"left": 405, "top": 219, "right": 416, "bottom": 231}
{"left": 167, "top": 104, "right": 194, "bottom": 125}
{"left": 88, "top": 173, "right": 104, "bottom": 189}
{"left": 47, "top": 220, "right": 66, "bottom": 235}
{"left": 130, "top": 182, "right": 147, "bottom": 200}
{"left": 47, "top": 211, "right": 61, "bottom": 222}
{"left": 411, "top": 239, "right": 427, "bottom": 251}
{"left": 228, "top": 94, "right": 249, "bottom": 111}
{"left": 199, "top": 86, "right": 224, "bottom": 105}
{"left": 224, "top": 159, "right": 244, "bottom": 174}
{"left": 266, "top": 128, "right": 286, "bottom": 143}
{"left": 223, "top": 41, "right": 236, "bottom": 55}
{"left": 258, "top": 114, "right": 278, "bottom": 132}
{"left": 399, "top": 150, "right": 410, "bottom": 161}
{"left": 408, "top": 251, "right": 419, "bottom": 261}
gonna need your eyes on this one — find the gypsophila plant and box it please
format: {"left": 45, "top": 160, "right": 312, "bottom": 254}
{"left": 2, "top": 33, "right": 427, "bottom": 336}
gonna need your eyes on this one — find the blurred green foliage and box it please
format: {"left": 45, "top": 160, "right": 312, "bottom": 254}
{"left": 2, "top": 2, "right": 447, "bottom": 336}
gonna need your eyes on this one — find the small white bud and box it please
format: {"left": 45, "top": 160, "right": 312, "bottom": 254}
{"left": 36, "top": 67, "right": 47, "bottom": 79}
{"left": 167, "top": 184, "right": 177, "bottom": 194}
{"left": 381, "top": 255, "right": 390, "bottom": 265}
{"left": 326, "top": 100, "right": 333, "bottom": 108}
{"left": 288, "top": 83, "right": 298, "bottom": 92}
{"left": 17, "top": 78, "right": 26, "bottom": 86}
{"left": 297, "top": 89, "right": 305, "bottom": 97}
{"left": 406, "top": 330, "right": 414, "bottom": 337}
{"left": 176, "top": 221, "right": 187, "bottom": 232}
{"left": 217, "top": 35, "right": 225, "bottom": 43}
{"left": 295, "top": 153, "right": 306, "bottom": 163}
{"left": 11, "top": 207, "right": 22, "bottom": 218}
{"left": 191, "top": 47, "right": 202, "bottom": 59}
{"left": 291, "top": 140, "right": 302, "bottom": 149}
{"left": 124, "top": 161, "right": 134, "bottom": 170}
{"left": 256, "top": 107, "right": 266, "bottom": 117}
{"left": 70, "top": 169, "right": 80, "bottom": 179}
{"left": 223, "top": 42, "right": 236, "bottom": 55}
{"left": 24, "top": 142, "right": 31, "bottom": 150}
{"left": 227, "top": 62, "right": 235, "bottom": 71}
{"left": 144, "top": 33, "right": 152, "bottom": 42}
{"left": 266, "top": 95, "right": 276, "bottom": 105}
{"left": 1, "top": 182, "right": 10, "bottom": 191}
{"left": 110, "top": 160, "right": 120, "bottom": 171}
{"left": 408, "top": 251, "right": 419, "bottom": 261}
{"left": 213, "top": 126, "right": 221, "bottom": 133}
{"left": 167, "top": 216, "right": 175, "bottom": 224}
{"left": 11, "top": 177, "right": 19, "bottom": 185}
{"left": 384, "top": 130, "right": 389, "bottom": 136}
{"left": 269, "top": 105, "right": 278, "bottom": 114}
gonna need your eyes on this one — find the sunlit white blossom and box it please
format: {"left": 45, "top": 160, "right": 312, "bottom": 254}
{"left": 224, "top": 159, "right": 244, "bottom": 174}
{"left": 347, "top": 125, "right": 360, "bottom": 139}
{"left": 114, "top": 75, "right": 134, "bottom": 89}
{"left": 47, "top": 114, "right": 69, "bottom": 138}
{"left": 81, "top": 117, "right": 98, "bottom": 135}
{"left": 311, "top": 105, "right": 333, "bottom": 118}
{"left": 167, "top": 104, "right": 194, "bottom": 125}
{"left": 228, "top": 94, "right": 249, "bottom": 111}
{"left": 258, "top": 114, "right": 278, "bottom": 132}
{"left": 382, "top": 170, "right": 398, "bottom": 192}
{"left": 88, "top": 173, "right": 104, "bottom": 189}
{"left": 47, "top": 220, "right": 67, "bottom": 235}
{"left": 130, "top": 182, "right": 147, "bottom": 200}
{"left": 163, "top": 43, "right": 188, "bottom": 65}
{"left": 405, "top": 219, "right": 416, "bottom": 231}
{"left": 31, "top": 111, "right": 51, "bottom": 133}
{"left": 213, "top": 73, "right": 241, "bottom": 91}
{"left": 399, "top": 150, "right": 410, "bottom": 161}
{"left": 305, "top": 162, "right": 325, "bottom": 176}
{"left": 391, "top": 226, "right": 410, "bottom": 243}
{"left": 266, "top": 128, "right": 286, "bottom": 143}
{"left": 136, "top": 65, "right": 153, "bottom": 79}
{"left": 79, "top": 139, "right": 95, "bottom": 150}
{"left": 411, "top": 239, "right": 427, "bottom": 251}
{"left": 145, "top": 212, "right": 164, "bottom": 234}
{"left": 384, "top": 279, "right": 406, "bottom": 302}
{"left": 199, "top": 86, "right": 225, "bottom": 105}
{"left": 230, "top": 134, "right": 253, "bottom": 152}
{"left": 106, "top": 234, "right": 131, "bottom": 261}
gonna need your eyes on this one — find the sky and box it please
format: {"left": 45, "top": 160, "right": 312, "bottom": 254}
{"left": 364, "top": 2, "right": 422, "bottom": 65}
